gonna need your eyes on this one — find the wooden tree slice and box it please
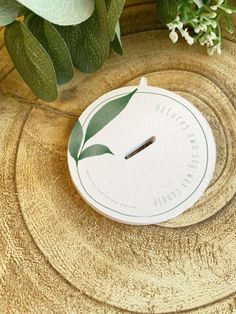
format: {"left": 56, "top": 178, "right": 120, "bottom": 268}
{"left": 0, "top": 2, "right": 236, "bottom": 313}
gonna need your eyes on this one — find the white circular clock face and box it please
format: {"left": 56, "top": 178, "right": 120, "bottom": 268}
{"left": 68, "top": 81, "right": 216, "bottom": 225}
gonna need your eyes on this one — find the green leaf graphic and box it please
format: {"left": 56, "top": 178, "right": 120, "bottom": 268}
{"left": 106, "top": 0, "right": 125, "bottom": 40}
{"left": 156, "top": 0, "right": 178, "bottom": 24}
{"left": 84, "top": 89, "right": 137, "bottom": 143}
{"left": 111, "top": 23, "right": 123, "bottom": 55}
{"left": 69, "top": 120, "right": 83, "bottom": 163}
{"left": 27, "top": 16, "right": 74, "bottom": 85}
{"left": 16, "top": 0, "right": 94, "bottom": 26}
{"left": 79, "top": 144, "right": 113, "bottom": 160}
{"left": 0, "top": 0, "right": 21, "bottom": 26}
{"left": 4, "top": 21, "right": 58, "bottom": 101}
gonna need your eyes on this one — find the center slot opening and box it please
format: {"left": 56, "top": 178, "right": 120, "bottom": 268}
{"left": 125, "top": 136, "right": 156, "bottom": 160}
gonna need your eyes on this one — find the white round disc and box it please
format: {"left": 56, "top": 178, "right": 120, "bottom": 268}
{"left": 68, "top": 81, "right": 216, "bottom": 225}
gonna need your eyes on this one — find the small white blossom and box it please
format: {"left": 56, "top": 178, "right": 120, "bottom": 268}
{"left": 168, "top": 16, "right": 195, "bottom": 46}
{"left": 211, "top": 20, "right": 217, "bottom": 28}
{"left": 210, "top": 0, "right": 224, "bottom": 10}
{"left": 166, "top": 1, "right": 230, "bottom": 55}
{"left": 186, "top": 35, "right": 194, "bottom": 45}
{"left": 201, "top": 12, "right": 217, "bottom": 19}
{"left": 209, "top": 31, "right": 217, "bottom": 40}
{"left": 194, "top": 24, "right": 207, "bottom": 33}
{"left": 179, "top": 28, "right": 194, "bottom": 45}
{"left": 169, "top": 30, "right": 178, "bottom": 43}
{"left": 207, "top": 43, "right": 222, "bottom": 55}
{"left": 224, "top": 8, "right": 232, "bottom": 14}
{"left": 211, "top": 5, "right": 218, "bottom": 10}
{"left": 193, "top": 0, "right": 203, "bottom": 8}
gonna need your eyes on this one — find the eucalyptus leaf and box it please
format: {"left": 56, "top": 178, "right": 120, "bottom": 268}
{"left": 4, "top": 21, "right": 58, "bottom": 101}
{"left": 56, "top": 0, "right": 109, "bottom": 73}
{"left": 79, "top": 144, "right": 113, "bottom": 160}
{"left": 0, "top": 0, "right": 21, "bottom": 26}
{"left": 156, "top": 0, "right": 178, "bottom": 24}
{"left": 16, "top": 0, "right": 94, "bottom": 26}
{"left": 84, "top": 89, "right": 137, "bottom": 143}
{"left": 69, "top": 120, "right": 83, "bottom": 164}
{"left": 27, "top": 16, "right": 74, "bottom": 84}
{"left": 54, "top": 25, "right": 80, "bottom": 69}
{"left": 111, "top": 23, "right": 123, "bottom": 55}
{"left": 106, "top": 0, "right": 125, "bottom": 40}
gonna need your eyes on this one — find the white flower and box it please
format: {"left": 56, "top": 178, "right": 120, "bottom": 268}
{"left": 201, "top": 12, "right": 217, "bottom": 19}
{"left": 194, "top": 24, "right": 207, "bottom": 33}
{"left": 207, "top": 43, "right": 222, "bottom": 55}
{"left": 193, "top": 0, "right": 203, "bottom": 8}
{"left": 167, "top": 16, "right": 183, "bottom": 30}
{"left": 209, "top": 31, "right": 217, "bottom": 40}
{"left": 211, "top": 20, "right": 217, "bottom": 28}
{"left": 167, "top": 16, "right": 195, "bottom": 46}
{"left": 186, "top": 35, "right": 194, "bottom": 45}
{"left": 211, "top": 5, "right": 218, "bottom": 10}
{"left": 169, "top": 30, "right": 178, "bottom": 43}
{"left": 210, "top": 0, "right": 224, "bottom": 10}
{"left": 224, "top": 8, "right": 232, "bottom": 14}
{"left": 179, "top": 28, "right": 194, "bottom": 45}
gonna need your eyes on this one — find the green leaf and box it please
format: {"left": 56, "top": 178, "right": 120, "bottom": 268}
{"left": 54, "top": 25, "right": 80, "bottom": 69}
{"left": 0, "top": 0, "right": 21, "bottom": 26}
{"left": 69, "top": 120, "right": 83, "bottom": 163}
{"left": 4, "top": 21, "right": 58, "bottom": 101}
{"left": 180, "top": 3, "right": 188, "bottom": 24}
{"left": 111, "top": 23, "right": 123, "bottom": 55}
{"left": 84, "top": 89, "right": 137, "bottom": 143}
{"left": 16, "top": 0, "right": 95, "bottom": 26}
{"left": 56, "top": 0, "right": 109, "bottom": 73}
{"left": 224, "top": 13, "right": 234, "bottom": 34}
{"left": 27, "top": 16, "right": 74, "bottom": 84}
{"left": 106, "top": 0, "right": 125, "bottom": 40}
{"left": 79, "top": 144, "right": 113, "bottom": 160}
{"left": 156, "top": 0, "right": 178, "bottom": 24}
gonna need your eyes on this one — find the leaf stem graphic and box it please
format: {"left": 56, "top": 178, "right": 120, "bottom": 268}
{"left": 69, "top": 89, "right": 137, "bottom": 164}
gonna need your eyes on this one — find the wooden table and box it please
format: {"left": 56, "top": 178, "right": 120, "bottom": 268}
{"left": 0, "top": 1, "right": 235, "bottom": 313}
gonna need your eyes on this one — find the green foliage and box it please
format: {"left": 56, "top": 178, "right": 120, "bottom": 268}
{"left": 69, "top": 89, "right": 137, "bottom": 164}
{"left": 0, "top": 0, "right": 124, "bottom": 101}
{"left": 56, "top": 0, "right": 110, "bottom": 73}
{"left": 111, "top": 23, "right": 123, "bottom": 55}
{"left": 4, "top": 20, "right": 58, "bottom": 101}
{"left": 16, "top": 0, "right": 94, "bottom": 25}
{"left": 1, "top": 0, "right": 236, "bottom": 100}
{"left": 27, "top": 16, "right": 74, "bottom": 84}
{"left": 106, "top": 0, "right": 125, "bottom": 40}
{"left": 166, "top": 0, "right": 236, "bottom": 55}
{"left": 156, "top": 0, "right": 178, "bottom": 24}
{"left": 0, "top": 0, "right": 21, "bottom": 25}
